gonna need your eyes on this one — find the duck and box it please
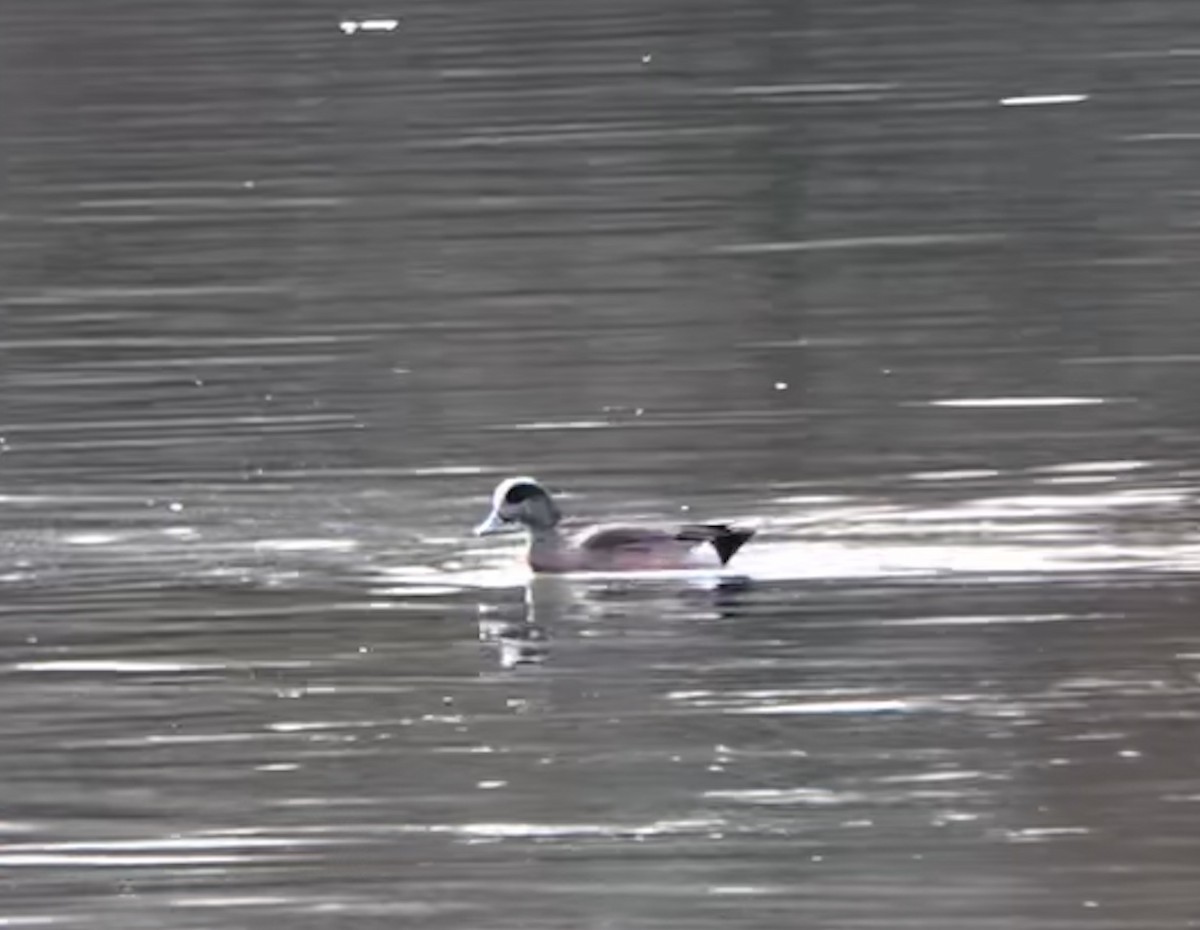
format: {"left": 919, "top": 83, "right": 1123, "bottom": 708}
{"left": 474, "top": 476, "right": 755, "bottom": 573}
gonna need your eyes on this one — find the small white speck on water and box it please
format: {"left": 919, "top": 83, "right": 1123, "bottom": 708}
{"left": 1118, "top": 749, "right": 1142, "bottom": 759}
{"left": 680, "top": 504, "right": 690, "bottom": 512}
{"left": 243, "top": 180, "right": 256, "bottom": 189}
{"left": 340, "top": 18, "right": 399, "bottom": 35}
{"left": 358, "top": 645, "right": 369, "bottom": 654}
{"left": 634, "top": 407, "right": 644, "bottom": 416}
{"left": 477, "top": 780, "right": 507, "bottom": 790}
{"left": 168, "top": 501, "right": 184, "bottom": 513}
{"left": 774, "top": 381, "right": 789, "bottom": 391}
{"left": 1083, "top": 901, "right": 1099, "bottom": 909}
{"left": 642, "top": 53, "right": 653, "bottom": 64}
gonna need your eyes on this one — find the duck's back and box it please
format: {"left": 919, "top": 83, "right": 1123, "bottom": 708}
{"left": 569, "top": 522, "right": 753, "bottom": 570}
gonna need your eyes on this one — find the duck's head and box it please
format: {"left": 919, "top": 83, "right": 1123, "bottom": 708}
{"left": 475, "top": 476, "right": 562, "bottom": 536}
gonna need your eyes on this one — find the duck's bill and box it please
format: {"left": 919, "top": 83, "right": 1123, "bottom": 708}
{"left": 474, "top": 510, "right": 509, "bottom": 536}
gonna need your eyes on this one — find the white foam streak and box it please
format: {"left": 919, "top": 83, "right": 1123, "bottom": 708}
{"left": 1000, "top": 94, "right": 1088, "bottom": 106}
{"left": 928, "top": 396, "right": 1110, "bottom": 407}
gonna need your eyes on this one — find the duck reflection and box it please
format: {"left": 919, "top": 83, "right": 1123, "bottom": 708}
{"left": 478, "top": 616, "right": 549, "bottom": 669}
{"left": 477, "top": 575, "right": 574, "bottom": 668}
{"left": 477, "top": 573, "right": 753, "bottom": 668}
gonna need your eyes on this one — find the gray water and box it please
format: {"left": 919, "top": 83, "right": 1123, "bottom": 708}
{"left": 4, "top": 0, "right": 1200, "bottom": 926}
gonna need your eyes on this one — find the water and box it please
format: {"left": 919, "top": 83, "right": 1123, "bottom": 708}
{"left": 4, "top": 0, "right": 1200, "bottom": 926}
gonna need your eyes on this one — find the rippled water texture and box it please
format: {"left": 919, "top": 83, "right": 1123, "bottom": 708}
{"left": 4, "top": 0, "right": 1200, "bottom": 927}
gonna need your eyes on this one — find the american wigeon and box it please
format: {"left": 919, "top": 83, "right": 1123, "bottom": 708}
{"left": 474, "top": 476, "right": 755, "bottom": 573}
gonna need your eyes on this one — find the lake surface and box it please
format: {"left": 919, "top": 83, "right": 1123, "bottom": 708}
{"left": 3, "top": 0, "right": 1200, "bottom": 926}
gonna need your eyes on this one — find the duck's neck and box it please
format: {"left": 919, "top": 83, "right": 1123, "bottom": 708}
{"left": 527, "top": 523, "right": 564, "bottom": 547}
{"left": 526, "top": 524, "right": 568, "bottom": 571}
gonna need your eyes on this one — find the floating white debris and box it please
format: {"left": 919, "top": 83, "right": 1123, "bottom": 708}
{"left": 928, "top": 396, "right": 1109, "bottom": 408}
{"left": 447, "top": 818, "right": 723, "bottom": 840}
{"left": 339, "top": 18, "right": 399, "bottom": 35}
{"left": 63, "top": 533, "right": 120, "bottom": 546}
{"left": 509, "top": 420, "right": 610, "bottom": 431}
{"left": 909, "top": 469, "right": 1001, "bottom": 481}
{"left": 1040, "top": 459, "right": 1149, "bottom": 474}
{"left": 1000, "top": 93, "right": 1088, "bottom": 106}
{"left": 704, "top": 787, "right": 853, "bottom": 805}
{"left": 774, "top": 381, "right": 788, "bottom": 391}
{"left": 253, "top": 538, "right": 357, "bottom": 552}
{"left": 727, "top": 699, "right": 920, "bottom": 716}
{"left": 14, "top": 660, "right": 224, "bottom": 673}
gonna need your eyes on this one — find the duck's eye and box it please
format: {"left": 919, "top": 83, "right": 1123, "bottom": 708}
{"left": 504, "top": 483, "right": 541, "bottom": 505}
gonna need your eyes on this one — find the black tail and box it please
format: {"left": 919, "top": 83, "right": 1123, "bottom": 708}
{"left": 675, "top": 524, "right": 755, "bottom": 566}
